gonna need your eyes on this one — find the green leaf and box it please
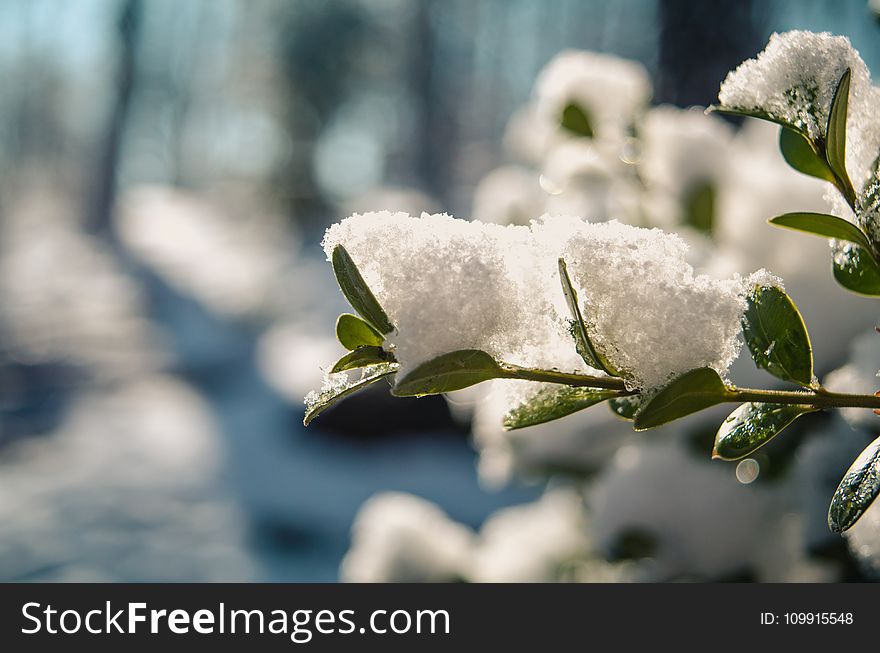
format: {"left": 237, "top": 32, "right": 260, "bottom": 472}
{"left": 826, "top": 67, "right": 857, "bottom": 205}
{"left": 336, "top": 313, "right": 384, "bottom": 350}
{"left": 392, "top": 349, "right": 509, "bottom": 397}
{"left": 560, "top": 102, "right": 594, "bottom": 138}
{"left": 608, "top": 395, "right": 644, "bottom": 420}
{"left": 330, "top": 346, "right": 392, "bottom": 373}
{"left": 713, "top": 402, "right": 818, "bottom": 461}
{"left": 778, "top": 127, "right": 837, "bottom": 183}
{"left": 303, "top": 363, "right": 398, "bottom": 426}
{"left": 632, "top": 367, "right": 730, "bottom": 430}
{"left": 707, "top": 105, "right": 809, "bottom": 137}
{"left": 832, "top": 244, "right": 880, "bottom": 297}
{"left": 682, "top": 181, "right": 715, "bottom": 236}
{"left": 558, "top": 258, "right": 618, "bottom": 375}
{"left": 503, "top": 385, "right": 620, "bottom": 430}
{"left": 741, "top": 285, "right": 814, "bottom": 387}
{"left": 331, "top": 245, "right": 394, "bottom": 334}
{"left": 828, "top": 433, "right": 880, "bottom": 533}
{"left": 769, "top": 212, "right": 874, "bottom": 252}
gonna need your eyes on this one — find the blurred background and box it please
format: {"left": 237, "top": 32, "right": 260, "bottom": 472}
{"left": 1, "top": 0, "right": 880, "bottom": 582}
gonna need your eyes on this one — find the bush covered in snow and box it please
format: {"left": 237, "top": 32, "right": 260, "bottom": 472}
{"left": 304, "top": 31, "right": 880, "bottom": 582}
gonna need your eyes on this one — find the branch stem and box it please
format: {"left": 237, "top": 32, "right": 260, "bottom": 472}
{"left": 502, "top": 364, "right": 880, "bottom": 410}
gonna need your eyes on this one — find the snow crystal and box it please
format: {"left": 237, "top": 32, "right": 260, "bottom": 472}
{"left": 339, "top": 492, "right": 474, "bottom": 582}
{"left": 718, "top": 31, "right": 880, "bottom": 191}
{"left": 323, "top": 212, "right": 761, "bottom": 390}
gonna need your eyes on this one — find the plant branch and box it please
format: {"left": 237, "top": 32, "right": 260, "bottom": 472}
{"left": 501, "top": 364, "right": 880, "bottom": 410}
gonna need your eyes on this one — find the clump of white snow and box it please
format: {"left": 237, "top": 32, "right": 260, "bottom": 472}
{"left": 718, "top": 31, "right": 880, "bottom": 192}
{"left": 339, "top": 492, "right": 474, "bottom": 582}
{"left": 322, "top": 211, "right": 765, "bottom": 390}
{"left": 533, "top": 50, "right": 651, "bottom": 149}
{"left": 534, "top": 216, "right": 753, "bottom": 388}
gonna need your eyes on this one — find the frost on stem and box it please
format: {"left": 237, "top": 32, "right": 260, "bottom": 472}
{"left": 321, "top": 211, "right": 771, "bottom": 391}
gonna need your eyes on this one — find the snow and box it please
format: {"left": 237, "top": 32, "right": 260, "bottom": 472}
{"left": 718, "top": 31, "right": 880, "bottom": 192}
{"left": 339, "top": 492, "right": 474, "bottom": 582}
{"left": 322, "top": 212, "right": 761, "bottom": 390}
{"left": 533, "top": 50, "right": 651, "bottom": 149}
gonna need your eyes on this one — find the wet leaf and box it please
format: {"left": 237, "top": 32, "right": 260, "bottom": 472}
{"left": 713, "top": 402, "right": 818, "bottom": 461}
{"left": 392, "top": 350, "right": 509, "bottom": 397}
{"left": 558, "top": 258, "right": 618, "bottom": 375}
{"left": 832, "top": 243, "right": 880, "bottom": 297}
{"left": 828, "top": 433, "right": 880, "bottom": 533}
{"left": 331, "top": 245, "right": 394, "bottom": 334}
{"left": 741, "top": 284, "right": 813, "bottom": 387}
{"left": 330, "top": 346, "right": 392, "bottom": 373}
{"left": 769, "top": 212, "right": 874, "bottom": 252}
{"left": 336, "top": 313, "right": 384, "bottom": 350}
{"left": 608, "top": 394, "right": 644, "bottom": 420}
{"left": 303, "top": 363, "right": 398, "bottom": 426}
{"left": 503, "top": 385, "right": 621, "bottom": 430}
{"left": 633, "top": 368, "right": 730, "bottom": 430}
{"left": 560, "top": 102, "right": 594, "bottom": 138}
{"left": 778, "top": 128, "right": 837, "bottom": 183}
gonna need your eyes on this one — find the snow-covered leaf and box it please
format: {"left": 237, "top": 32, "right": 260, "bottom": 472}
{"left": 335, "top": 313, "right": 384, "bottom": 350}
{"left": 713, "top": 402, "right": 817, "bottom": 461}
{"left": 741, "top": 284, "right": 813, "bottom": 387}
{"left": 503, "top": 385, "right": 621, "bottom": 431}
{"left": 829, "top": 433, "right": 880, "bottom": 533}
{"left": 331, "top": 346, "right": 393, "bottom": 373}
{"left": 608, "top": 394, "right": 644, "bottom": 420}
{"left": 832, "top": 244, "right": 880, "bottom": 296}
{"left": 303, "top": 363, "right": 398, "bottom": 426}
{"left": 633, "top": 367, "right": 729, "bottom": 430}
{"left": 557, "top": 258, "right": 617, "bottom": 375}
{"left": 331, "top": 245, "right": 394, "bottom": 334}
{"left": 392, "top": 350, "right": 508, "bottom": 397}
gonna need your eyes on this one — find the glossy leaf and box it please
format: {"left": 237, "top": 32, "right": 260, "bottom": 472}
{"left": 608, "top": 395, "right": 644, "bottom": 420}
{"left": 832, "top": 244, "right": 880, "bottom": 297}
{"left": 330, "top": 346, "right": 392, "bottom": 373}
{"left": 769, "top": 212, "right": 874, "bottom": 252}
{"left": 558, "top": 258, "right": 617, "bottom": 375}
{"left": 713, "top": 402, "right": 818, "bottom": 461}
{"left": 336, "top": 313, "right": 384, "bottom": 350}
{"left": 741, "top": 285, "right": 813, "bottom": 387}
{"left": 707, "top": 105, "right": 808, "bottom": 136}
{"left": 632, "top": 368, "right": 730, "bottom": 430}
{"left": 503, "top": 386, "right": 620, "bottom": 430}
{"left": 826, "top": 67, "right": 856, "bottom": 205}
{"left": 331, "top": 245, "right": 394, "bottom": 334}
{"left": 778, "top": 128, "right": 836, "bottom": 183}
{"left": 828, "top": 433, "right": 880, "bottom": 533}
{"left": 560, "top": 102, "right": 594, "bottom": 138}
{"left": 303, "top": 363, "right": 398, "bottom": 426}
{"left": 392, "top": 349, "right": 509, "bottom": 397}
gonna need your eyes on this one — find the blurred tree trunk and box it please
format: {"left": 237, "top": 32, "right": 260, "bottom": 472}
{"left": 87, "top": 0, "right": 141, "bottom": 236}
{"left": 656, "top": 0, "right": 766, "bottom": 108}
